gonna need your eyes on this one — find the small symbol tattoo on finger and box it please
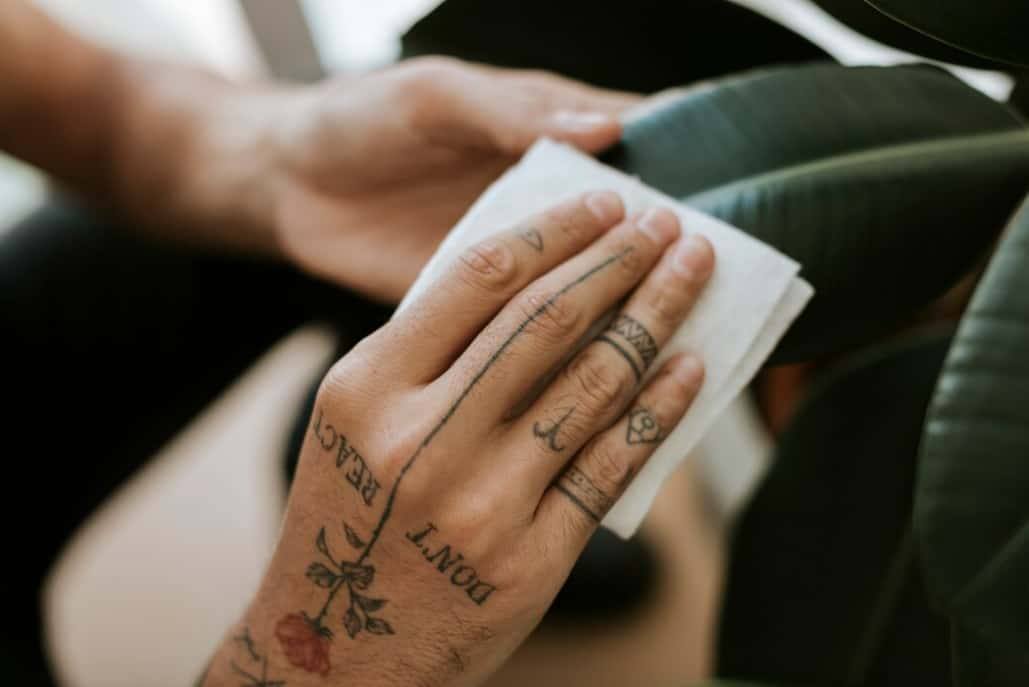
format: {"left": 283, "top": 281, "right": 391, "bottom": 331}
{"left": 626, "top": 407, "right": 661, "bottom": 445}
{"left": 533, "top": 406, "right": 575, "bottom": 452}
{"left": 520, "top": 228, "right": 544, "bottom": 252}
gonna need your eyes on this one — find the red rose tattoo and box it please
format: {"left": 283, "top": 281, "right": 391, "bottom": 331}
{"left": 274, "top": 613, "right": 331, "bottom": 676}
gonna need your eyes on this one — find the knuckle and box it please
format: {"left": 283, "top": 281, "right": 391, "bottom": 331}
{"left": 519, "top": 290, "right": 581, "bottom": 342}
{"left": 614, "top": 241, "right": 644, "bottom": 274}
{"left": 586, "top": 441, "right": 634, "bottom": 492}
{"left": 397, "top": 56, "right": 460, "bottom": 89}
{"left": 646, "top": 284, "right": 688, "bottom": 328}
{"left": 539, "top": 202, "right": 589, "bottom": 244}
{"left": 457, "top": 239, "right": 519, "bottom": 291}
{"left": 566, "top": 349, "right": 628, "bottom": 413}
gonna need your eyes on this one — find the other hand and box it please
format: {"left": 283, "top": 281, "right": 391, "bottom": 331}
{"left": 227, "top": 58, "right": 637, "bottom": 301}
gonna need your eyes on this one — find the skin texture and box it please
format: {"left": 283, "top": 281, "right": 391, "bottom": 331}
{"left": 0, "top": 1, "right": 637, "bottom": 301}
{"left": 201, "top": 193, "right": 715, "bottom": 686}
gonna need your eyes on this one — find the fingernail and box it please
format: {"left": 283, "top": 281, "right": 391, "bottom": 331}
{"left": 673, "top": 233, "right": 714, "bottom": 279}
{"left": 637, "top": 207, "right": 680, "bottom": 242}
{"left": 585, "top": 191, "right": 623, "bottom": 223}
{"left": 674, "top": 354, "right": 704, "bottom": 386}
{"left": 553, "top": 110, "right": 613, "bottom": 132}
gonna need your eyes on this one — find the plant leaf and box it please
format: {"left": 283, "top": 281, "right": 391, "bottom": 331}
{"left": 305, "top": 563, "right": 339, "bottom": 589}
{"left": 604, "top": 63, "right": 1029, "bottom": 363}
{"left": 401, "top": 0, "right": 829, "bottom": 93}
{"left": 808, "top": 0, "right": 1006, "bottom": 68}
{"left": 864, "top": 0, "right": 1029, "bottom": 67}
{"left": 355, "top": 596, "right": 387, "bottom": 613}
{"left": 719, "top": 332, "right": 953, "bottom": 684}
{"left": 315, "top": 527, "right": 332, "bottom": 561}
{"left": 612, "top": 65, "right": 1028, "bottom": 362}
{"left": 917, "top": 194, "right": 1029, "bottom": 683}
{"left": 365, "top": 617, "right": 395, "bottom": 636}
{"left": 343, "top": 608, "right": 362, "bottom": 639}
{"left": 343, "top": 521, "right": 365, "bottom": 549}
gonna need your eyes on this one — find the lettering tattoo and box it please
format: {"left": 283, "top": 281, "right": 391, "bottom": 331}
{"left": 532, "top": 405, "right": 575, "bottom": 452}
{"left": 598, "top": 314, "right": 658, "bottom": 382}
{"left": 278, "top": 248, "right": 633, "bottom": 673}
{"left": 554, "top": 465, "right": 615, "bottom": 522}
{"left": 313, "top": 409, "right": 381, "bottom": 506}
{"left": 626, "top": 407, "right": 661, "bottom": 444}
{"left": 406, "top": 523, "right": 497, "bottom": 605}
{"left": 519, "top": 227, "right": 544, "bottom": 252}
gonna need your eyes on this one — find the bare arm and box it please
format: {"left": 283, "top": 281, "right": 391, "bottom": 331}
{"left": 0, "top": 2, "right": 641, "bottom": 299}
{"left": 0, "top": 0, "right": 277, "bottom": 253}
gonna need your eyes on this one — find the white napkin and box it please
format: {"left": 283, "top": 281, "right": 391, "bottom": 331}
{"left": 398, "top": 139, "right": 813, "bottom": 538}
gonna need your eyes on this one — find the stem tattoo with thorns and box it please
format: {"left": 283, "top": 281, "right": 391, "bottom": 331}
{"left": 276, "top": 248, "right": 634, "bottom": 674}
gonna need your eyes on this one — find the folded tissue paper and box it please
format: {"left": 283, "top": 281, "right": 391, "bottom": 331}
{"left": 399, "top": 139, "right": 813, "bottom": 538}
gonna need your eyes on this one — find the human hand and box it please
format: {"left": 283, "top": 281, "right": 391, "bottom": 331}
{"left": 254, "top": 58, "right": 637, "bottom": 301}
{"left": 201, "top": 192, "right": 714, "bottom": 686}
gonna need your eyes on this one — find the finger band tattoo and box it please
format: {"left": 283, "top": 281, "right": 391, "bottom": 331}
{"left": 610, "top": 314, "right": 658, "bottom": 369}
{"left": 554, "top": 465, "right": 615, "bottom": 522}
{"left": 626, "top": 407, "right": 661, "bottom": 445}
{"left": 519, "top": 227, "right": 544, "bottom": 252}
{"left": 533, "top": 405, "right": 575, "bottom": 452}
{"left": 278, "top": 249, "right": 633, "bottom": 673}
{"left": 597, "top": 314, "right": 658, "bottom": 383}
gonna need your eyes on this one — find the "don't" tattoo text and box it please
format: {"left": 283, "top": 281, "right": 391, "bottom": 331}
{"left": 406, "top": 523, "right": 496, "bottom": 606}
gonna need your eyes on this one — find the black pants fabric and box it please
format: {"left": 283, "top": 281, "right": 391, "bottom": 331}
{"left": 0, "top": 199, "right": 391, "bottom": 684}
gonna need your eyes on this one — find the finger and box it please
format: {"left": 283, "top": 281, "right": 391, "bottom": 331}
{"left": 384, "top": 191, "right": 625, "bottom": 382}
{"left": 535, "top": 353, "right": 704, "bottom": 552}
{"left": 436, "top": 207, "right": 681, "bottom": 427}
{"left": 415, "top": 60, "right": 626, "bottom": 155}
{"left": 507, "top": 232, "right": 714, "bottom": 493}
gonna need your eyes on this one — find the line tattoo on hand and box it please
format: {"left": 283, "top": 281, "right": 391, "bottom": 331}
{"left": 519, "top": 227, "right": 544, "bottom": 252}
{"left": 626, "top": 407, "right": 661, "bottom": 445}
{"left": 277, "top": 248, "right": 632, "bottom": 673}
{"left": 532, "top": 405, "right": 575, "bottom": 452}
{"left": 554, "top": 466, "right": 615, "bottom": 522}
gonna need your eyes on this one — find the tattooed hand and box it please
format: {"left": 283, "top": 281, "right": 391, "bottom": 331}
{"left": 200, "top": 192, "right": 714, "bottom": 687}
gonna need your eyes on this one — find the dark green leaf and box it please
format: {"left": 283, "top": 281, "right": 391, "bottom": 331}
{"left": 917, "top": 195, "right": 1029, "bottom": 684}
{"left": 355, "top": 595, "right": 386, "bottom": 613}
{"left": 606, "top": 63, "right": 1029, "bottom": 362}
{"left": 343, "top": 521, "right": 365, "bottom": 549}
{"left": 951, "top": 622, "right": 1029, "bottom": 687}
{"left": 719, "top": 332, "right": 953, "bottom": 685}
{"left": 343, "top": 608, "right": 362, "bottom": 639}
{"left": 402, "top": 0, "right": 829, "bottom": 93}
{"left": 364, "top": 617, "right": 395, "bottom": 636}
{"left": 305, "top": 563, "right": 338, "bottom": 589}
{"left": 864, "top": 0, "right": 1029, "bottom": 67}
{"left": 811, "top": 0, "right": 1009, "bottom": 68}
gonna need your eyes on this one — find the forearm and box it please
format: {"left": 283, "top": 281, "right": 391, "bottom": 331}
{"left": 0, "top": 1, "right": 280, "bottom": 254}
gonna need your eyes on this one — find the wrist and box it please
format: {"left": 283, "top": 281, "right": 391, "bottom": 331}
{"left": 112, "top": 59, "right": 294, "bottom": 256}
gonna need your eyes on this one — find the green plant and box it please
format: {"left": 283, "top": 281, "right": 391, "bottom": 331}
{"left": 402, "top": 1, "right": 1029, "bottom": 684}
